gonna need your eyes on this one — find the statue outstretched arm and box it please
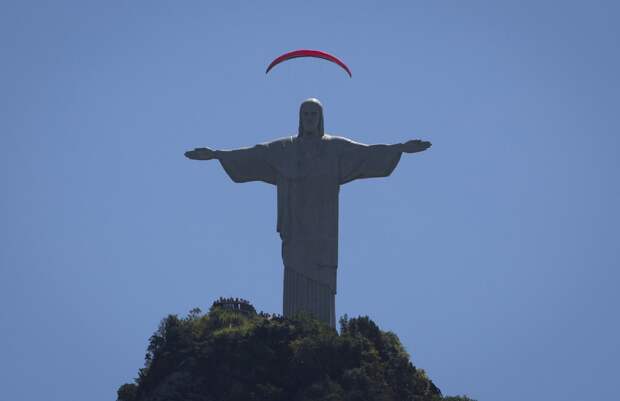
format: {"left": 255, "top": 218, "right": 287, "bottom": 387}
{"left": 337, "top": 137, "right": 431, "bottom": 184}
{"left": 185, "top": 144, "right": 277, "bottom": 184}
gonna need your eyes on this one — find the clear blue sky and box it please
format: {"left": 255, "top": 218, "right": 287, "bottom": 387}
{"left": 1, "top": 1, "right": 618, "bottom": 400}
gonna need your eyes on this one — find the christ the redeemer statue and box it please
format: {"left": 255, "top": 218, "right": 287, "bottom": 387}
{"left": 185, "top": 98, "right": 431, "bottom": 328}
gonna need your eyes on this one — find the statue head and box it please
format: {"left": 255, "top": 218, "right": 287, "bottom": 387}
{"left": 298, "top": 98, "right": 324, "bottom": 138}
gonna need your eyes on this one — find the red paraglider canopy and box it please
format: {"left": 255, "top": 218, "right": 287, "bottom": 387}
{"left": 266, "top": 49, "right": 352, "bottom": 77}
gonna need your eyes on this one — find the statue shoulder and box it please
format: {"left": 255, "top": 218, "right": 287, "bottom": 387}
{"left": 323, "top": 134, "right": 365, "bottom": 150}
{"left": 264, "top": 136, "right": 295, "bottom": 149}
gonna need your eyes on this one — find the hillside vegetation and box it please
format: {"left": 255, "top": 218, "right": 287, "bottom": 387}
{"left": 117, "top": 305, "right": 475, "bottom": 401}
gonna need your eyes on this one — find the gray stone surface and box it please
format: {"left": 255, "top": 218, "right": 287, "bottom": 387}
{"left": 185, "top": 98, "right": 431, "bottom": 327}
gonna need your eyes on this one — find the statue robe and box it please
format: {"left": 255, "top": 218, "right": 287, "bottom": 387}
{"left": 217, "top": 134, "right": 402, "bottom": 327}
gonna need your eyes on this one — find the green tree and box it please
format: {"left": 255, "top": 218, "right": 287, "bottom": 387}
{"left": 116, "top": 383, "right": 137, "bottom": 401}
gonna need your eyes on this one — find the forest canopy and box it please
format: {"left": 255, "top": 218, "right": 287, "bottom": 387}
{"left": 117, "top": 303, "right": 475, "bottom": 401}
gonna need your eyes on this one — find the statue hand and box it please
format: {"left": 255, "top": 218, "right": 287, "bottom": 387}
{"left": 185, "top": 147, "right": 217, "bottom": 160}
{"left": 401, "top": 139, "right": 431, "bottom": 153}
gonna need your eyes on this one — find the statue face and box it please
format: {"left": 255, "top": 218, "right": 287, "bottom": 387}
{"left": 300, "top": 102, "right": 321, "bottom": 135}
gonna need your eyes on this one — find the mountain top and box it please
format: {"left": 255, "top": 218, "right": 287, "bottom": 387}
{"left": 117, "top": 301, "right": 475, "bottom": 401}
